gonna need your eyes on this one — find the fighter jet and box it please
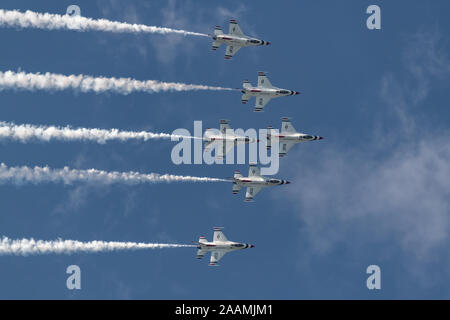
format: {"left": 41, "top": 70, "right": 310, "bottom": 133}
{"left": 232, "top": 164, "right": 290, "bottom": 202}
{"left": 204, "top": 120, "right": 258, "bottom": 159}
{"left": 241, "top": 72, "right": 300, "bottom": 112}
{"left": 267, "top": 118, "right": 324, "bottom": 157}
{"left": 195, "top": 227, "right": 254, "bottom": 266}
{"left": 212, "top": 19, "right": 270, "bottom": 60}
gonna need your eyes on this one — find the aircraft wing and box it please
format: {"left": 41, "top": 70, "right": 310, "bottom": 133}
{"left": 245, "top": 186, "right": 262, "bottom": 202}
{"left": 248, "top": 165, "right": 261, "bottom": 177}
{"left": 225, "top": 45, "right": 242, "bottom": 59}
{"left": 213, "top": 228, "right": 228, "bottom": 242}
{"left": 229, "top": 20, "right": 244, "bottom": 36}
{"left": 254, "top": 96, "right": 272, "bottom": 112}
{"left": 209, "top": 250, "right": 227, "bottom": 266}
{"left": 257, "top": 72, "right": 273, "bottom": 88}
{"left": 205, "top": 140, "right": 234, "bottom": 160}
{"left": 281, "top": 118, "right": 297, "bottom": 134}
{"left": 217, "top": 141, "right": 235, "bottom": 160}
{"left": 204, "top": 140, "right": 215, "bottom": 152}
{"left": 279, "top": 141, "right": 297, "bottom": 157}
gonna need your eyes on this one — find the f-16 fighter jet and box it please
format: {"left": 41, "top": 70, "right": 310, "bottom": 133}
{"left": 212, "top": 19, "right": 270, "bottom": 60}
{"left": 195, "top": 227, "right": 254, "bottom": 266}
{"left": 232, "top": 164, "right": 290, "bottom": 202}
{"left": 204, "top": 120, "right": 258, "bottom": 159}
{"left": 267, "top": 118, "right": 324, "bottom": 157}
{"left": 241, "top": 72, "right": 300, "bottom": 112}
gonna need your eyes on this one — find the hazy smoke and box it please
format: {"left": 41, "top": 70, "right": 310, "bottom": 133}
{"left": 0, "top": 70, "right": 233, "bottom": 95}
{"left": 0, "top": 121, "right": 201, "bottom": 144}
{"left": 0, "top": 237, "right": 195, "bottom": 256}
{"left": 0, "top": 9, "right": 209, "bottom": 37}
{"left": 0, "top": 163, "right": 229, "bottom": 185}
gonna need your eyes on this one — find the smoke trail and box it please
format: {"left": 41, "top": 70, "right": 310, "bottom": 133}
{"left": 0, "top": 163, "right": 229, "bottom": 185}
{"left": 0, "top": 70, "right": 233, "bottom": 95}
{"left": 0, "top": 9, "right": 208, "bottom": 37}
{"left": 0, "top": 237, "right": 195, "bottom": 256}
{"left": 0, "top": 121, "right": 203, "bottom": 144}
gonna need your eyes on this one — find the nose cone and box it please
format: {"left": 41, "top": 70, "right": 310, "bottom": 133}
{"left": 250, "top": 244, "right": 255, "bottom": 248}
{"left": 318, "top": 136, "right": 324, "bottom": 140}
{"left": 266, "top": 41, "right": 271, "bottom": 46}
{"left": 285, "top": 181, "right": 291, "bottom": 185}
{"left": 295, "top": 91, "right": 300, "bottom": 95}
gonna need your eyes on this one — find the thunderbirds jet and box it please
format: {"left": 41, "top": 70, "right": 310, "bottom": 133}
{"left": 241, "top": 72, "right": 300, "bottom": 112}
{"left": 195, "top": 227, "right": 254, "bottom": 266}
{"left": 232, "top": 164, "right": 290, "bottom": 202}
{"left": 204, "top": 120, "right": 258, "bottom": 159}
{"left": 267, "top": 118, "right": 324, "bottom": 157}
{"left": 212, "top": 19, "right": 270, "bottom": 60}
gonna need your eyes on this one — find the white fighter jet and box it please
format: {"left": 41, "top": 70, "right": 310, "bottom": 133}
{"left": 195, "top": 227, "right": 254, "bottom": 266}
{"left": 204, "top": 120, "right": 258, "bottom": 160}
{"left": 212, "top": 19, "right": 270, "bottom": 60}
{"left": 232, "top": 164, "right": 290, "bottom": 202}
{"left": 241, "top": 72, "right": 300, "bottom": 112}
{"left": 267, "top": 118, "right": 324, "bottom": 157}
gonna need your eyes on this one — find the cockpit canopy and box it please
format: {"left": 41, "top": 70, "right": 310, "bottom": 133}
{"left": 232, "top": 243, "right": 245, "bottom": 248}
{"left": 302, "top": 135, "right": 313, "bottom": 140}
{"left": 278, "top": 90, "right": 290, "bottom": 94}
{"left": 268, "top": 179, "right": 280, "bottom": 184}
{"left": 249, "top": 39, "right": 261, "bottom": 44}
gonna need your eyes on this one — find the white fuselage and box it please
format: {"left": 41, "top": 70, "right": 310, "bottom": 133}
{"left": 242, "top": 86, "right": 299, "bottom": 99}
{"left": 204, "top": 131, "right": 254, "bottom": 145}
{"left": 198, "top": 241, "right": 253, "bottom": 252}
{"left": 213, "top": 34, "right": 267, "bottom": 47}
{"left": 271, "top": 133, "right": 323, "bottom": 143}
{"left": 234, "top": 176, "right": 289, "bottom": 188}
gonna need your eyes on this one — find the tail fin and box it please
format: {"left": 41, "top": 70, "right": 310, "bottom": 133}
{"left": 220, "top": 119, "right": 231, "bottom": 134}
{"left": 266, "top": 126, "right": 273, "bottom": 149}
{"left": 214, "top": 26, "right": 223, "bottom": 36}
{"left": 232, "top": 183, "right": 243, "bottom": 195}
{"left": 242, "top": 80, "right": 251, "bottom": 104}
{"left": 233, "top": 171, "right": 243, "bottom": 194}
{"left": 242, "top": 93, "right": 251, "bottom": 105}
{"left": 212, "top": 41, "right": 222, "bottom": 50}
{"left": 196, "top": 248, "right": 207, "bottom": 259}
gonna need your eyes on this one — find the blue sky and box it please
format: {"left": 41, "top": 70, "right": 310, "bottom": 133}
{"left": 0, "top": 0, "right": 450, "bottom": 299}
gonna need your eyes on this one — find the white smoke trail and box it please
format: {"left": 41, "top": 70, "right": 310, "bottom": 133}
{"left": 0, "top": 121, "right": 203, "bottom": 144}
{"left": 0, "top": 237, "right": 195, "bottom": 256}
{"left": 0, "top": 9, "right": 208, "bottom": 37}
{"left": 0, "top": 163, "right": 228, "bottom": 185}
{"left": 0, "top": 70, "right": 233, "bottom": 94}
